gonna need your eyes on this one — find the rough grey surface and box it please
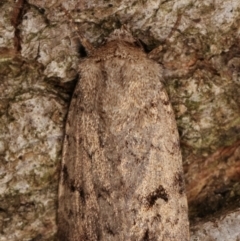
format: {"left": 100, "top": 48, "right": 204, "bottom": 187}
{"left": 0, "top": 0, "right": 240, "bottom": 240}
{"left": 191, "top": 208, "right": 240, "bottom": 241}
{"left": 0, "top": 59, "right": 67, "bottom": 240}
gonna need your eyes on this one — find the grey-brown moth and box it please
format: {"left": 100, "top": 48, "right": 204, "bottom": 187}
{"left": 57, "top": 25, "right": 189, "bottom": 241}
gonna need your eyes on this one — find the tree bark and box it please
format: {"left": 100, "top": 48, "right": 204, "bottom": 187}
{"left": 0, "top": 0, "right": 240, "bottom": 240}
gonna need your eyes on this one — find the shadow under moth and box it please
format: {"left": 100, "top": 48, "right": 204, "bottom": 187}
{"left": 57, "top": 25, "right": 189, "bottom": 241}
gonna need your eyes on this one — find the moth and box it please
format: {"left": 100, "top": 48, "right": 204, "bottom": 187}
{"left": 57, "top": 21, "right": 189, "bottom": 240}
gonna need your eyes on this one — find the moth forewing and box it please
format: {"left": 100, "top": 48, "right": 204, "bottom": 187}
{"left": 58, "top": 27, "right": 189, "bottom": 241}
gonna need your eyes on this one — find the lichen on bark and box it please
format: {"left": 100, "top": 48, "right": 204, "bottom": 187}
{"left": 0, "top": 0, "right": 240, "bottom": 240}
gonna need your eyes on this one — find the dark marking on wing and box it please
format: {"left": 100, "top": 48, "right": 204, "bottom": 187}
{"left": 145, "top": 185, "right": 168, "bottom": 207}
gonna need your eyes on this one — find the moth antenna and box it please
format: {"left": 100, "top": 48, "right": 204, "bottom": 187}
{"left": 61, "top": 6, "right": 95, "bottom": 55}
{"left": 148, "top": 14, "right": 182, "bottom": 59}
{"left": 122, "top": 24, "right": 144, "bottom": 49}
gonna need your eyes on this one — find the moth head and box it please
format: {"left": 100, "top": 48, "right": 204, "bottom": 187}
{"left": 107, "top": 25, "right": 136, "bottom": 44}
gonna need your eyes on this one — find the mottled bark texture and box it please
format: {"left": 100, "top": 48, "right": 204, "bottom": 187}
{"left": 1, "top": 0, "right": 240, "bottom": 240}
